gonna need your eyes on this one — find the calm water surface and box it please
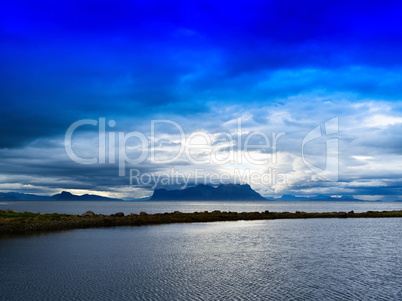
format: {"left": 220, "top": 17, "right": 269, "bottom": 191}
{"left": 0, "top": 218, "right": 401, "bottom": 300}
{"left": 0, "top": 200, "right": 401, "bottom": 215}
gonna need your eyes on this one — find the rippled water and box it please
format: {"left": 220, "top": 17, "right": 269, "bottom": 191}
{"left": 1, "top": 200, "right": 401, "bottom": 215}
{"left": 0, "top": 218, "right": 401, "bottom": 300}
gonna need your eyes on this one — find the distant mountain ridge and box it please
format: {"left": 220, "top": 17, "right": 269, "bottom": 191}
{"left": 0, "top": 191, "right": 122, "bottom": 201}
{"left": 269, "top": 195, "right": 358, "bottom": 202}
{"left": 150, "top": 184, "right": 266, "bottom": 201}
{"left": 0, "top": 190, "right": 397, "bottom": 202}
{"left": 51, "top": 191, "right": 121, "bottom": 201}
{"left": 0, "top": 192, "right": 51, "bottom": 201}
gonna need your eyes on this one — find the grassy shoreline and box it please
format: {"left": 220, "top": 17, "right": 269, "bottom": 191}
{"left": 1, "top": 209, "right": 402, "bottom": 235}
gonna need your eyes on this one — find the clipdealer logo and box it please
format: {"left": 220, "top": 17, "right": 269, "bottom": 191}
{"left": 64, "top": 117, "right": 339, "bottom": 186}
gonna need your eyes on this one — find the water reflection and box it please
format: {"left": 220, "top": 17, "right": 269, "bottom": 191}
{"left": 0, "top": 218, "right": 401, "bottom": 300}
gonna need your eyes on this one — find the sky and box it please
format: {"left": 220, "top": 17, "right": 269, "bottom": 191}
{"left": 1, "top": 0, "right": 402, "bottom": 200}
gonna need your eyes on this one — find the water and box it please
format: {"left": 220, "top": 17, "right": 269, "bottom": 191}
{"left": 0, "top": 200, "right": 401, "bottom": 215}
{"left": 0, "top": 218, "right": 401, "bottom": 300}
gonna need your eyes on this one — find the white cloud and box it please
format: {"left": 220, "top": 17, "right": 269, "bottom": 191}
{"left": 364, "top": 114, "right": 402, "bottom": 127}
{"left": 2, "top": 94, "right": 402, "bottom": 198}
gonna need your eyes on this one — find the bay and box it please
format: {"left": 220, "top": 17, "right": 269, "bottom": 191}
{"left": 0, "top": 218, "right": 401, "bottom": 300}
{"left": 0, "top": 200, "right": 401, "bottom": 215}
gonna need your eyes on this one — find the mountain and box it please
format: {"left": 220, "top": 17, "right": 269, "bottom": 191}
{"left": 270, "top": 195, "right": 358, "bottom": 201}
{"left": 150, "top": 184, "right": 266, "bottom": 201}
{"left": 0, "top": 192, "right": 51, "bottom": 201}
{"left": 0, "top": 190, "right": 394, "bottom": 202}
{"left": 0, "top": 191, "right": 122, "bottom": 201}
{"left": 51, "top": 191, "right": 121, "bottom": 201}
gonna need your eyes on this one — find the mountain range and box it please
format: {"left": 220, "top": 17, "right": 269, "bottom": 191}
{"left": 0, "top": 191, "right": 121, "bottom": 201}
{"left": 150, "top": 184, "right": 266, "bottom": 201}
{"left": 269, "top": 194, "right": 357, "bottom": 202}
{"left": 0, "top": 186, "right": 399, "bottom": 201}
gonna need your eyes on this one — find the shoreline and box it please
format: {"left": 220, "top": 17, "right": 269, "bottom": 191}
{"left": 1, "top": 209, "right": 402, "bottom": 235}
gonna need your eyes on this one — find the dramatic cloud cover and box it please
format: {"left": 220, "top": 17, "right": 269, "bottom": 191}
{"left": 1, "top": 0, "right": 402, "bottom": 199}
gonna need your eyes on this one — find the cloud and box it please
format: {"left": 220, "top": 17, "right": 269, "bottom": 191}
{"left": 0, "top": 95, "right": 401, "bottom": 198}
{"left": 1, "top": 0, "right": 402, "bottom": 198}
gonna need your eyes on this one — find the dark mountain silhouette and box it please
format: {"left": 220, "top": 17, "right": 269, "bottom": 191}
{"left": 0, "top": 191, "right": 122, "bottom": 201}
{"left": 0, "top": 190, "right": 390, "bottom": 202}
{"left": 150, "top": 184, "right": 266, "bottom": 201}
{"left": 0, "top": 192, "right": 51, "bottom": 201}
{"left": 51, "top": 191, "right": 121, "bottom": 201}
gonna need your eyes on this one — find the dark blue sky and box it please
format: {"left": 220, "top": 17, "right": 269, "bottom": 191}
{"left": 1, "top": 0, "right": 402, "bottom": 199}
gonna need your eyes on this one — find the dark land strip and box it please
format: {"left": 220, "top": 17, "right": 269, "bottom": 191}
{"left": 1, "top": 209, "right": 401, "bottom": 235}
